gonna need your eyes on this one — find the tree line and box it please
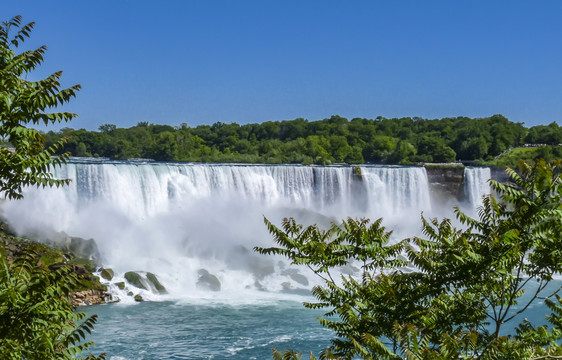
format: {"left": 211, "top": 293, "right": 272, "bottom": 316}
{"left": 45, "top": 115, "right": 562, "bottom": 165}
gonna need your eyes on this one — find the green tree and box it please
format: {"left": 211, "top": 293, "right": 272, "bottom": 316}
{"left": 0, "top": 16, "right": 104, "bottom": 359}
{"left": 0, "top": 248, "right": 105, "bottom": 359}
{"left": 150, "top": 131, "right": 178, "bottom": 161}
{"left": 0, "top": 16, "right": 78, "bottom": 199}
{"left": 256, "top": 160, "right": 562, "bottom": 359}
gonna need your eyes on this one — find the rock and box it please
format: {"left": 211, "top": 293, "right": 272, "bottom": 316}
{"left": 127, "top": 291, "right": 134, "bottom": 296}
{"left": 340, "top": 264, "right": 360, "bottom": 275}
{"left": 282, "top": 268, "right": 309, "bottom": 285}
{"left": 424, "top": 165, "right": 465, "bottom": 204}
{"left": 115, "top": 281, "right": 125, "bottom": 290}
{"left": 281, "top": 282, "right": 291, "bottom": 290}
{"left": 197, "top": 269, "right": 221, "bottom": 291}
{"left": 69, "top": 258, "right": 97, "bottom": 273}
{"left": 249, "top": 258, "right": 275, "bottom": 280}
{"left": 134, "top": 294, "right": 144, "bottom": 302}
{"left": 289, "top": 273, "right": 309, "bottom": 286}
{"left": 66, "top": 237, "right": 101, "bottom": 263}
{"left": 72, "top": 264, "right": 87, "bottom": 275}
{"left": 254, "top": 280, "right": 265, "bottom": 291}
{"left": 100, "top": 268, "right": 114, "bottom": 281}
{"left": 71, "top": 289, "right": 106, "bottom": 306}
{"left": 146, "top": 272, "right": 167, "bottom": 294}
{"left": 124, "top": 271, "right": 147, "bottom": 290}
{"left": 352, "top": 166, "right": 362, "bottom": 178}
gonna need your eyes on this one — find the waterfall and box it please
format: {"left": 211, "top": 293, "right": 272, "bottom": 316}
{"left": 464, "top": 167, "right": 491, "bottom": 208}
{"left": 0, "top": 161, "right": 461, "bottom": 301}
{"left": 361, "top": 166, "right": 432, "bottom": 217}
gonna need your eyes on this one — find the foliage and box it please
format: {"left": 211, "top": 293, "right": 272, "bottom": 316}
{"left": 0, "top": 247, "right": 105, "bottom": 359}
{"left": 485, "top": 145, "right": 562, "bottom": 168}
{"left": 256, "top": 159, "right": 562, "bottom": 359}
{"left": 0, "top": 16, "right": 79, "bottom": 199}
{"left": 0, "top": 15, "right": 103, "bottom": 359}
{"left": 43, "top": 114, "right": 561, "bottom": 165}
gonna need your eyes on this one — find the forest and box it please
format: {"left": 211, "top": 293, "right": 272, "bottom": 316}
{"left": 44, "top": 115, "right": 562, "bottom": 165}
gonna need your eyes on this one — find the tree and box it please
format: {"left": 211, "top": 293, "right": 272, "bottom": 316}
{"left": 256, "top": 159, "right": 562, "bottom": 359}
{"left": 0, "top": 16, "right": 104, "bottom": 359}
{"left": 0, "top": 248, "right": 104, "bottom": 359}
{"left": 0, "top": 16, "right": 80, "bottom": 199}
{"left": 97, "top": 124, "right": 116, "bottom": 134}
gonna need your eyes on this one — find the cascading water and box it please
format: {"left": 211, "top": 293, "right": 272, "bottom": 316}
{"left": 464, "top": 167, "right": 491, "bottom": 209}
{"left": 1, "top": 161, "right": 443, "bottom": 302}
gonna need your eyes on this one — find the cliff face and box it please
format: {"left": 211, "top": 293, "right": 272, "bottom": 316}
{"left": 425, "top": 165, "right": 511, "bottom": 207}
{"left": 0, "top": 223, "right": 108, "bottom": 306}
{"left": 490, "top": 167, "right": 511, "bottom": 184}
{"left": 424, "top": 166, "right": 466, "bottom": 206}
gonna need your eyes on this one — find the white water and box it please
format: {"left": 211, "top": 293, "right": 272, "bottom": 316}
{"left": 464, "top": 167, "right": 491, "bottom": 208}
{"left": 0, "top": 161, "right": 487, "bottom": 302}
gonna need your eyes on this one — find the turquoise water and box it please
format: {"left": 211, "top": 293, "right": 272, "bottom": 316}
{"left": 82, "top": 280, "right": 559, "bottom": 359}
{"left": 83, "top": 300, "right": 333, "bottom": 359}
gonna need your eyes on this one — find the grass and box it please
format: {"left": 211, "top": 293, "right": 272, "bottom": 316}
{"left": 484, "top": 145, "right": 562, "bottom": 168}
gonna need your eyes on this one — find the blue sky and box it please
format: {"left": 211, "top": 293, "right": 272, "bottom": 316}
{"left": 2, "top": 1, "right": 561, "bottom": 130}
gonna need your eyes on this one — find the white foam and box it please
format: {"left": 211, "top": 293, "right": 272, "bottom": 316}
{"left": 2, "top": 162, "right": 476, "bottom": 303}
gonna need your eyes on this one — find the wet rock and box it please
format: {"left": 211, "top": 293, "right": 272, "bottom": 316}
{"left": 197, "top": 269, "right": 221, "bottom": 291}
{"left": 115, "top": 281, "right": 125, "bottom": 290}
{"left": 100, "top": 268, "right": 114, "bottom": 281}
{"left": 134, "top": 294, "right": 144, "bottom": 302}
{"left": 424, "top": 165, "right": 465, "bottom": 204}
{"left": 282, "top": 268, "right": 309, "bottom": 285}
{"left": 340, "top": 264, "right": 360, "bottom": 276}
{"left": 146, "top": 272, "right": 167, "bottom": 294}
{"left": 65, "top": 237, "right": 101, "bottom": 264}
{"left": 254, "top": 280, "right": 266, "bottom": 291}
{"left": 250, "top": 259, "right": 275, "bottom": 280}
{"left": 289, "top": 273, "right": 309, "bottom": 286}
{"left": 124, "top": 271, "right": 147, "bottom": 290}
{"left": 72, "top": 263, "right": 87, "bottom": 275}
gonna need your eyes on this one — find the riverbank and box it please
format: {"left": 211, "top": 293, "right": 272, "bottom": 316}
{"left": 0, "top": 221, "right": 108, "bottom": 306}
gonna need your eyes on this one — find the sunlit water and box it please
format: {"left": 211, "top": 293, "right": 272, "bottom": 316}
{"left": 83, "top": 300, "right": 333, "bottom": 360}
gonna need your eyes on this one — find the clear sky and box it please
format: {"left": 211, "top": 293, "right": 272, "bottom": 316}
{"left": 1, "top": 1, "right": 561, "bottom": 130}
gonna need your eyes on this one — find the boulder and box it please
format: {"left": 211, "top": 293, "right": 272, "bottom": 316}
{"left": 340, "top": 264, "right": 360, "bottom": 276}
{"left": 249, "top": 258, "right": 275, "bottom": 280}
{"left": 282, "top": 268, "right": 309, "bottom": 285}
{"left": 254, "top": 280, "right": 265, "bottom": 291}
{"left": 67, "top": 237, "right": 101, "bottom": 263}
{"left": 115, "top": 281, "right": 125, "bottom": 290}
{"left": 134, "top": 294, "right": 144, "bottom": 302}
{"left": 124, "top": 271, "right": 147, "bottom": 290}
{"left": 100, "top": 268, "right": 114, "bottom": 281}
{"left": 289, "top": 273, "right": 309, "bottom": 286}
{"left": 146, "top": 272, "right": 167, "bottom": 294}
{"left": 197, "top": 269, "right": 221, "bottom": 291}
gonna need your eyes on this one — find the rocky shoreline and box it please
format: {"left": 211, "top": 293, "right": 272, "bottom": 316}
{"left": 0, "top": 222, "right": 109, "bottom": 306}
{"left": 71, "top": 289, "right": 108, "bottom": 306}
{"left": 0, "top": 220, "right": 173, "bottom": 306}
